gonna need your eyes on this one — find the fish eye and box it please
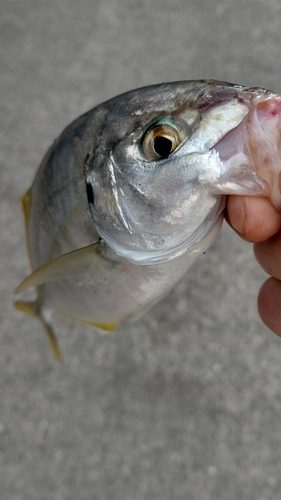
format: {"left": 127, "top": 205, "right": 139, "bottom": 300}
{"left": 142, "top": 122, "right": 183, "bottom": 160}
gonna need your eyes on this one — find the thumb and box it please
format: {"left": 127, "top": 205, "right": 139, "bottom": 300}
{"left": 225, "top": 195, "right": 281, "bottom": 242}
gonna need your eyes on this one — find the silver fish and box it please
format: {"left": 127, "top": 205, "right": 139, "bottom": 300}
{"left": 15, "top": 80, "right": 281, "bottom": 359}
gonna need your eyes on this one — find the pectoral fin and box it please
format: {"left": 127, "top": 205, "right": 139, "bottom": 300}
{"left": 15, "top": 243, "right": 101, "bottom": 294}
{"left": 14, "top": 300, "right": 62, "bottom": 362}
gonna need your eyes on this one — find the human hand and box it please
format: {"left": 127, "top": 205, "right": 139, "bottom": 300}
{"left": 225, "top": 196, "right": 281, "bottom": 337}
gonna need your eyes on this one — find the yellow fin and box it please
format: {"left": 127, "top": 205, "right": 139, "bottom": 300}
{"left": 15, "top": 243, "right": 101, "bottom": 294}
{"left": 72, "top": 317, "right": 120, "bottom": 332}
{"left": 22, "top": 188, "right": 32, "bottom": 226}
{"left": 14, "top": 300, "right": 62, "bottom": 362}
{"left": 93, "top": 321, "right": 120, "bottom": 332}
{"left": 54, "top": 310, "right": 121, "bottom": 332}
{"left": 21, "top": 188, "right": 32, "bottom": 261}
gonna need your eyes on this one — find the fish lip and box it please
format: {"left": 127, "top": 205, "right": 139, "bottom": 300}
{"left": 189, "top": 83, "right": 273, "bottom": 115}
{"left": 210, "top": 93, "right": 281, "bottom": 210}
{"left": 213, "top": 93, "right": 281, "bottom": 159}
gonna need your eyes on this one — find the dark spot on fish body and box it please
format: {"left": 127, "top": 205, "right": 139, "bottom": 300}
{"left": 86, "top": 182, "right": 94, "bottom": 205}
{"left": 83, "top": 151, "right": 96, "bottom": 208}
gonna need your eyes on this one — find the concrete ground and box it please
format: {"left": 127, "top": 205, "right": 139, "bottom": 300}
{"left": 1, "top": 1, "right": 281, "bottom": 499}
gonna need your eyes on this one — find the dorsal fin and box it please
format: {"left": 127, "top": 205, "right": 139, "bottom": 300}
{"left": 21, "top": 188, "right": 32, "bottom": 262}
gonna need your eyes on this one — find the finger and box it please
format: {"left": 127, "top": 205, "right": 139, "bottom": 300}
{"left": 258, "top": 277, "right": 281, "bottom": 337}
{"left": 254, "top": 231, "right": 281, "bottom": 280}
{"left": 225, "top": 195, "right": 281, "bottom": 242}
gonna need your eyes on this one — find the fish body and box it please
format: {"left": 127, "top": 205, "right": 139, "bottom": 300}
{"left": 16, "top": 80, "right": 281, "bottom": 358}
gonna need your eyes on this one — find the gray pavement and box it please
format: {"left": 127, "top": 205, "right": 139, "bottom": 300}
{"left": 1, "top": 1, "right": 281, "bottom": 499}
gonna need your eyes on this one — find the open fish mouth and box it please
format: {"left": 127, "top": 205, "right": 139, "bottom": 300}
{"left": 211, "top": 93, "right": 281, "bottom": 211}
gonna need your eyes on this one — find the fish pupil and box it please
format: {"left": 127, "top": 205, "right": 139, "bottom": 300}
{"left": 153, "top": 136, "right": 173, "bottom": 157}
{"left": 86, "top": 182, "right": 94, "bottom": 205}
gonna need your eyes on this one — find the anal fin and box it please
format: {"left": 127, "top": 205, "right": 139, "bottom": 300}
{"left": 74, "top": 317, "right": 120, "bottom": 332}
{"left": 14, "top": 300, "right": 62, "bottom": 362}
{"left": 55, "top": 310, "right": 121, "bottom": 333}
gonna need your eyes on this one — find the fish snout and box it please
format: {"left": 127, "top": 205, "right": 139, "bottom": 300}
{"left": 208, "top": 94, "right": 281, "bottom": 211}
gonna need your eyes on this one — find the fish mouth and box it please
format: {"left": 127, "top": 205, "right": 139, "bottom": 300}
{"left": 211, "top": 94, "right": 281, "bottom": 211}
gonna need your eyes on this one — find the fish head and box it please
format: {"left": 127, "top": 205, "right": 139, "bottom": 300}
{"left": 87, "top": 81, "right": 281, "bottom": 264}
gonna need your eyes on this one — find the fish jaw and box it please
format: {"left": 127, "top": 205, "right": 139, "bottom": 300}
{"left": 209, "top": 94, "right": 281, "bottom": 211}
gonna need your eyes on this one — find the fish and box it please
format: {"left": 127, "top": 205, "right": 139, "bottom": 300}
{"left": 15, "top": 80, "right": 281, "bottom": 360}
